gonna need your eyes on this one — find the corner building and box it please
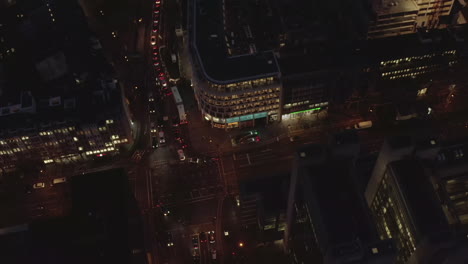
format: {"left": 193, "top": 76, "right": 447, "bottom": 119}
{"left": 190, "top": 0, "right": 282, "bottom": 129}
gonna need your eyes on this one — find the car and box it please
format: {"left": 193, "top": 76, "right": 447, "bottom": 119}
{"left": 159, "top": 131, "right": 166, "bottom": 144}
{"left": 33, "top": 182, "right": 45, "bottom": 189}
{"left": 208, "top": 231, "right": 215, "bottom": 243}
{"left": 150, "top": 36, "right": 156, "bottom": 45}
{"left": 177, "top": 149, "right": 186, "bottom": 161}
{"left": 153, "top": 61, "right": 160, "bottom": 66}
{"left": 177, "top": 142, "right": 188, "bottom": 149}
{"left": 161, "top": 81, "right": 167, "bottom": 87}
{"left": 234, "top": 130, "right": 258, "bottom": 143}
{"left": 152, "top": 26, "right": 158, "bottom": 33}
{"left": 152, "top": 48, "right": 159, "bottom": 55}
{"left": 240, "top": 135, "right": 260, "bottom": 145}
{"left": 192, "top": 235, "right": 199, "bottom": 249}
{"left": 148, "top": 93, "right": 155, "bottom": 102}
{"left": 152, "top": 137, "right": 159, "bottom": 149}
{"left": 24, "top": 184, "right": 32, "bottom": 194}
{"left": 199, "top": 232, "right": 207, "bottom": 243}
{"left": 155, "top": 0, "right": 161, "bottom": 4}
{"left": 153, "top": 10, "right": 160, "bottom": 14}
{"left": 167, "top": 232, "right": 174, "bottom": 247}
{"left": 173, "top": 132, "right": 181, "bottom": 140}
{"left": 189, "top": 158, "right": 200, "bottom": 164}
{"left": 153, "top": 19, "right": 159, "bottom": 24}
{"left": 161, "top": 205, "right": 170, "bottom": 216}
{"left": 149, "top": 104, "right": 156, "bottom": 114}
{"left": 36, "top": 205, "right": 45, "bottom": 210}
{"left": 159, "top": 72, "right": 165, "bottom": 77}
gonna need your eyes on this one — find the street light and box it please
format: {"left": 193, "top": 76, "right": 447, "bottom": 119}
{"left": 238, "top": 242, "right": 244, "bottom": 248}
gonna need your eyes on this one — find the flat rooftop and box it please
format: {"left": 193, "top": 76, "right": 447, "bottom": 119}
{"left": 389, "top": 160, "right": 448, "bottom": 236}
{"left": 0, "top": 0, "right": 123, "bottom": 135}
{"left": 364, "top": 29, "right": 461, "bottom": 62}
{"left": 305, "top": 156, "right": 375, "bottom": 246}
{"left": 192, "top": 0, "right": 279, "bottom": 84}
{"left": 372, "top": 0, "right": 418, "bottom": 15}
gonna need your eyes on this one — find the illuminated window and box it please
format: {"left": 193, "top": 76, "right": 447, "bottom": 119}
{"left": 78, "top": 146, "right": 83, "bottom": 151}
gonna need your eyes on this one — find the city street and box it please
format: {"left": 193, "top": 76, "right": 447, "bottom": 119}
{"left": 2, "top": 1, "right": 467, "bottom": 264}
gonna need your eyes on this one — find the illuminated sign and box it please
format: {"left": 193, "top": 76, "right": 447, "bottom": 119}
{"left": 290, "top": 107, "right": 321, "bottom": 115}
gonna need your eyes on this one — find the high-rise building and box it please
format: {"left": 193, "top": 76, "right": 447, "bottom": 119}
{"left": 368, "top": 0, "right": 455, "bottom": 39}
{"left": 285, "top": 132, "right": 396, "bottom": 263}
{"left": 365, "top": 136, "right": 468, "bottom": 263}
{"left": 429, "top": 142, "right": 468, "bottom": 232}
{"left": 190, "top": 0, "right": 282, "bottom": 129}
{"left": 0, "top": 0, "right": 132, "bottom": 171}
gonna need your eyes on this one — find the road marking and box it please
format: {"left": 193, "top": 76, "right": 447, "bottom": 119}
{"left": 246, "top": 153, "right": 251, "bottom": 165}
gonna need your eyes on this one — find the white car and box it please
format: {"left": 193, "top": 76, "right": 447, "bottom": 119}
{"left": 150, "top": 36, "right": 156, "bottom": 45}
{"left": 189, "top": 158, "right": 200, "bottom": 164}
{"left": 33, "top": 182, "right": 45, "bottom": 189}
{"left": 177, "top": 149, "right": 186, "bottom": 161}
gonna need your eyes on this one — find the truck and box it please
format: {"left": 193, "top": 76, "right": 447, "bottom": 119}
{"left": 354, "top": 121, "right": 373, "bottom": 130}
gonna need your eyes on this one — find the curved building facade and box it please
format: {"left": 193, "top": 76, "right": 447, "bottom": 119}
{"left": 190, "top": 0, "right": 282, "bottom": 128}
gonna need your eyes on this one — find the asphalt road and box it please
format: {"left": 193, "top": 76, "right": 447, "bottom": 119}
{"left": 4, "top": 1, "right": 466, "bottom": 264}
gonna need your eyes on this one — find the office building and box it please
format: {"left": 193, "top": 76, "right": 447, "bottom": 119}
{"left": 190, "top": 0, "right": 282, "bottom": 129}
{"left": 368, "top": 0, "right": 455, "bottom": 39}
{"left": 285, "top": 132, "right": 396, "bottom": 263}
{"left": 365, "top": 136, "right": 468, "bottom": 263}
{"left": 0, "top": 0, "right": 132, "bottom": 171}
{"left": 366, "top": 30, "right": 460, "bottom": 81}
{"left": 430, "top": 142, "right": 468, "bottom": 232}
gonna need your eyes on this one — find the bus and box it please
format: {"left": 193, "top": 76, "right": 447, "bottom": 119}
{"left": 177, "top": 104, "right": 187, "bottom": 124}
{"left": 171, "top": 86, "right": 183, "bottom": 105}
{"left": 171, "top": 86, "right": 187, "bottom": 125}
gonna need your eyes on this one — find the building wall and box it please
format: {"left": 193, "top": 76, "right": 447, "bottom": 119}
{"left": 379, "top": 49, "right": 458, "bottom": 80}
{"left": 192, "top": 72, "right": 281, "bottom": 128}
{"left": 0, "top": 116, "right": 130, "bottom": 171}
{"left": 369, "top": 168, "right": 417, "bottom": 263}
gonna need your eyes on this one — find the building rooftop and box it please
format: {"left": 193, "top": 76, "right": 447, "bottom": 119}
{"left": 192, "top": 0, "right": 279, "bottom": 84}
{"left": 364, "top": 29, "right": 462, "bottom": 63}
{"left": 0, "top": 0, "right": 123, "bottom": 135}
{"left": 302, "top": 152, "right": 376, "bottom": 248}
{"left": 372, "top": 0, "right": 418, "bottom": 16}
{"left": 389, "top": 160, "right": 449, "bottom": 237}
{"left": 0, "top": 168, "right": 144, "bottom": 264}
